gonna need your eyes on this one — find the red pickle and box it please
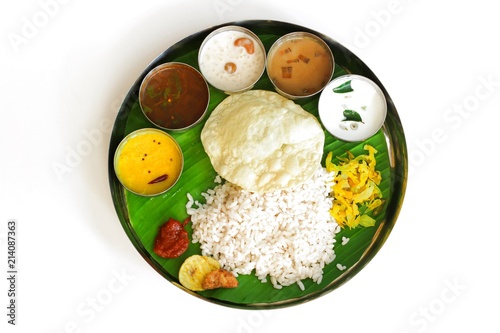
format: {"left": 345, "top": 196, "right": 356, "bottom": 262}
{"left": 153, "top": 217, "right": 190, "bottom": 258}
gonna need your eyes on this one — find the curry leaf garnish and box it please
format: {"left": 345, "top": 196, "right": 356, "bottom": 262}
{"left": 333, "top": 80, "right": 353, "bottom": 93}
{"left": 342, "top": 109, "right": 364, "bottom": 123}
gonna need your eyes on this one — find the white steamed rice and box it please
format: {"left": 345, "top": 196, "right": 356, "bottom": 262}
{"left": 186, "top": 166, "right": 339, "bottom": 290}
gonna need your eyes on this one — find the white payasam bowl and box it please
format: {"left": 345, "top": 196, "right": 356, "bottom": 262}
{"left": 198, "top": 25, "right": 266, "bottom": 94}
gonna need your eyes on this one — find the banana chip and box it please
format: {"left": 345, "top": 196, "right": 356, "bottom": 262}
{"left": 178, "top": 255, "right": 220, "bottom": 291}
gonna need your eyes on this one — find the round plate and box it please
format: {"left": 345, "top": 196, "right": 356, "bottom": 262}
{"left": 108, "top": 20, "right": 408, "bottom": 309}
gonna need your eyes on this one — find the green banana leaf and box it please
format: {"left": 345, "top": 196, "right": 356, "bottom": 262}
{"left": 108, "top": 20, "right": 408, "bottom": 309}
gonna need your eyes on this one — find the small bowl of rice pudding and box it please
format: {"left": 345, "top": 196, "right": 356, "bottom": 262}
{"left": 198, "top": 26, "right": 266, "bottom": 93}
{"left": 266, "top": 32, "right": 335, "bottom": 99}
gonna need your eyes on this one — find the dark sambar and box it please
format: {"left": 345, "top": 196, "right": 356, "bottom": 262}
{"left": 139, "top": 63, "right": 209, "bottom": 130}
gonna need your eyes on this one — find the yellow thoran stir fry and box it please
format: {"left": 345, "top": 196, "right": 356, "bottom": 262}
{"left": 325, "top": 144, "right": 383, "bottom": 229}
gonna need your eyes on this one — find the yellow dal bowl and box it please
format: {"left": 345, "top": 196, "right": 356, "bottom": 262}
{"left": 114, "top": 128, "right": 183, "bottom": 196}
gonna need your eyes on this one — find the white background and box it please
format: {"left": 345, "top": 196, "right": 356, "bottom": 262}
{"left": 1, "top": 0, "right": 499, "bottom": 332}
